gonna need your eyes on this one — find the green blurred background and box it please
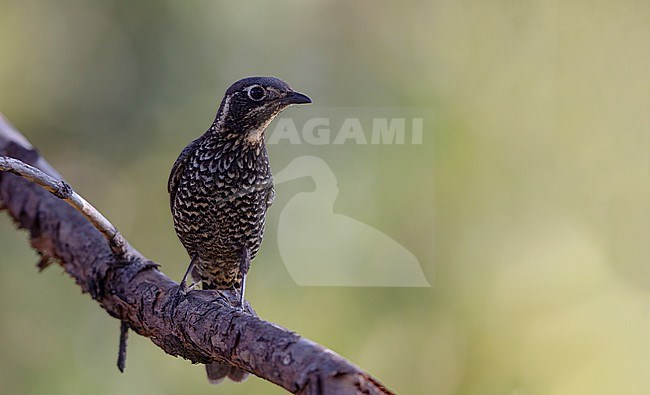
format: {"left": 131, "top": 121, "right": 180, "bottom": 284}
{"left": 1, "top": 1, "right": 649, "bottom": 394}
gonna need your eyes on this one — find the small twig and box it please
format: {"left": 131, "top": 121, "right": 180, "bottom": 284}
{"left": 118, "top": 321, "right": 130, "bottom": 373}
{"left": 0, "top": 155, "right": 128, "bottom": 256}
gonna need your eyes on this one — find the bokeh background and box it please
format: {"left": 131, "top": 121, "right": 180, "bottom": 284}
{"left": 1, "top": 1, "right": 649, "bottom": 394}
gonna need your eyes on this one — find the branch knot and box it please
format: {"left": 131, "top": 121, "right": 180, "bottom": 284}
{"left": 53, "top": 180, "right": 73, "bottom": 199}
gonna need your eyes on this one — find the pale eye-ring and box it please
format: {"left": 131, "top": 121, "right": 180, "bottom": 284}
{"left": 247, "top": 85, "right": 266, "bottom": 101}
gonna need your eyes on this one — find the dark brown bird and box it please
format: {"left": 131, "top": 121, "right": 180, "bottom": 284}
{"left": 168, "top": 76, "right": 311, "bottom": 384}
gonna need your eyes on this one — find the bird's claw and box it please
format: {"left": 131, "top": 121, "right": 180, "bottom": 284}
{"left": 178, "top": 281, "right": 189, "bottom": 294}
{"left": 177, "top": 280, "right": 199, "bottom": 296}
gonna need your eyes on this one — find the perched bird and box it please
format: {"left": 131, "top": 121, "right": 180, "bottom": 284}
{"left": 167, "top": 76, "right": 311, "bottom": 383}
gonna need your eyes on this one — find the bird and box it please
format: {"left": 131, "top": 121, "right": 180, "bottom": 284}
{"left": 274, "top": 156, "right": 430, "bottom": 287}
{"left": 167, "top": 76, "right": 311, "bottom": 384}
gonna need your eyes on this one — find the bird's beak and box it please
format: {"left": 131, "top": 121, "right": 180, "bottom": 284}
{"left": 284, "top": 91, "right": 312, "bottom": 105}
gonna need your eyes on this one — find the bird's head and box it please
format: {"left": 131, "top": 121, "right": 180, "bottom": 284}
{"left": 213, "top": 76, "right": 311, "bottom": 144}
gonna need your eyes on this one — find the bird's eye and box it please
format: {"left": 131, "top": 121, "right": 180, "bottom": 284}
{"left": 247, "top": 86, "right": 266, "bottom": 101}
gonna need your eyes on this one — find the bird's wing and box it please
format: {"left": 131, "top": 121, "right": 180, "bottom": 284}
{"left": 168, "top": 137, "right": 201, "bottom": 209}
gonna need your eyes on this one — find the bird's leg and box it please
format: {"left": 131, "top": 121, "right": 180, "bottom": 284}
{"left": 178, "top": 256, "right": 197, "bottom": 294}
{"left": 170, "top": 256, "right": 198, "bottom": 323}
{"left": 238, "top": 247, "right": 251, "bottom": 309}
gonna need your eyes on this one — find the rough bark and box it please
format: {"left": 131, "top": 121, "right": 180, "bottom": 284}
{"left": 0, "top": 114, "right": 394, "bottom": 395}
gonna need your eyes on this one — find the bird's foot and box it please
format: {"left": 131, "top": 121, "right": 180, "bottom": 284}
{"left": 176, "top": 257, "right": 198, "bottom": 295}
{"left": 170, "top": 257, "right": 198, "bottom": 323}
{"left": 177, "top": 280, "right": 189, "bottom": 295}
{"left": 176, "top": 279, "right": 200, "bottom": 296}
{"left": 169, "top": 280, "right": 202, "bottom": 324}
{"left": 237, "top": 288, "right": 245, "bottom": 311}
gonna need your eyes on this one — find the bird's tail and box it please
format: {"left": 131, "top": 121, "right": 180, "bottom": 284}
{"left": 205, "top": 362, "right": 249, "bottom": 384}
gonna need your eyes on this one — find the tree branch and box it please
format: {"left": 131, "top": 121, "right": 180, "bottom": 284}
{"left": 0, "top": 114, "right": 394, "bottom": 395}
